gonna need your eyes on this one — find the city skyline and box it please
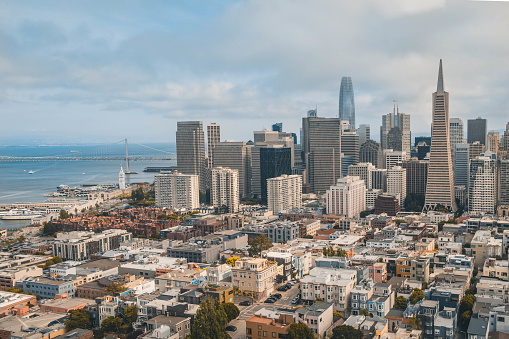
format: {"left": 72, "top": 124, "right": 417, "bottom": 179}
{"left": 1, "top": 1, "right": 508, "bottom": 144}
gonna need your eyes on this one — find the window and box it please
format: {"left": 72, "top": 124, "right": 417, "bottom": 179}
{"left": 272, "top": 332, "right": 276, "bottom": 338}
{"left": 246, "top": 328, "right": 252, "bottom": 334}
{"left": 263, "top": 331, "right": 267, "bottom": 337}
{"left": 258, "top": 326, "right": 262, "bottom": 330}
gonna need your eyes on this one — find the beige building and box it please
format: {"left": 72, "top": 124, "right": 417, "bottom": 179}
{"left": 232, "top": 258, "right": 277, "bottom": 300}
{"left": 267, "top": 174, "right": 302, "bottom": 214}
{"left": 207, "top": 123, "right": 221, "bottom": 168}
{"left": 470, "top": 230, "right": 503, "bottom": 268}
{"left": 482, "top": 258, "right": 509, "bottom": 281}
{"left": 211, "top": 167, "right": 239, "bottom": 213}
{"left": 154, "top": 171, "right": 199, "bottom": 211}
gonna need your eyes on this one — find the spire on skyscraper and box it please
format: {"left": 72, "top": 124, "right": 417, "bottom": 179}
{"left": 437, "top": 59, "right": 444, "bottom": 93}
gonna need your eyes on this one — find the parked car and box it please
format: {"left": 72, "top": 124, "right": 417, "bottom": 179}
{"left": 291, "top": 297, "right": 300, "bottom": 304}
{"left": 277, "top": 286, "right": 290, "bottom": 292}
{"left": 272, "top": 293, "right": 282, "bottom": 299}
{"left": 239, "top": 300, "right": 251, "bottom": 306}
{"left": 226, "top": 326, "right": 237, "bottom": 332}
{"left": 264, "top": 298, "right": 276, "bottom": 303}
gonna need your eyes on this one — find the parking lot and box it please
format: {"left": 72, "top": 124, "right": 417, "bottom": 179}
{"left": 227, "top": 282, "right": 301, "bottom": 339}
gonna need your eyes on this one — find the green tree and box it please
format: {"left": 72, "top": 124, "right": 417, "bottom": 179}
{"left": 459, "top": 310, "right": 472, "bottom": 332}
{"left": 315, "top": 297, "right": 324, "bottom": 302}
{"left": 394, "top": 296, "right": 408, "bottom": 310}
{"left": 190, "top": 298, "right": 229, "bottom": 339}
{"left": 331, "top": 325, "right": 363, "bottom": 339}
{"left": 409, "top": 288, "right": 425, "bottom": 305}
{"left": 404, "top": 193, "right": 425, "bottom": 212}
{"left": 333, "top": 311, "right": 344, "bottom": 318}
{"left": 248, "top": 234, "right": 273, "bottom": 257}
{"left": 287, "top": 322, "right": 315, "bottom": 339}
{"left": 221, "top": 303, "right": 240, "bottom": 322}
{"left": 105, "top": 281, "right": 127, "bottom": 296}
{"left": 458, "top": 294, "right": 476, "bottom": 332}
{"left": 52, "top": 256, "right": 62, "bottom": 264}
{"left": 407, "top": 316, "right": 422, "bottom": 330}
{"left": 101, "top": 316, "right": 123, "bottom": 332}
{"left": 65, "top": 309, "right": 92, "bottom": 331}
{"left": 59, "top": 209, "right": 70, "bottom": 219}
{"left": 124, "top": 306, "right": 137, "bottom": 325}
{"left": 42, "top": 222, "right": 56, "bottom": 236}
{"left": 360, "top": 309, "right": 369, "bottom": 316}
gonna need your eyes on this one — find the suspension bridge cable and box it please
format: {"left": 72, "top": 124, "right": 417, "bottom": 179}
{"left": 129, "top": 141, "right": 176, "bottom": 155}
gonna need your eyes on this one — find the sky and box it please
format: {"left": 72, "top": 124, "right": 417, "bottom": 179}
{"left": 0, "top": 0, "right": 508, "bottom": 145}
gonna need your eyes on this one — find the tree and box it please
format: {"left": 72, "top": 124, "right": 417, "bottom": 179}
{"left": 409, "top": 288, "right": 425, "bottom": 305}
{"left": 315, "top": 297, "right": 324, "bottom": 302}
{"left": 407, "top": 316, "right": 422, "bottom": 330}
{"left": 52, "top": 256, "right": 62, "bottom": 264}
{"left": 221, "top": 303, "right": 240, "bottom": 322}
{"left": 124, "top": 306, "right": 137, "bottom": 325}
{"left": 404, "top": 193, "right": 425, "bottom": 212}
{"left": 105, "top": 281, "right": 127, "bottom": 296}
{"left": 190, "top": 298, "right": 229, "bottom": 339}
{"left": 101, "top": 316, "right": 123, "bottom": 332}
{"left": 65, "top": 309, "right": 92, "bottom": 331}
{"left": 226, "top": 256, "right": 240, "bottom": 267}
{"left": 248, "top": 235, "right": 273, "bottom": 257}
{"left": 333, "top": 311, "right": 344, "bottom": 318}
{"left": 331, "top": 325, "right": 363, "bottom": 339}
{"left": 360, "top": 309, "right": 369, "bottom": 316}
{"left": 394, "top": 296, "right": 408, "bottom": 310}
{"left": 42, "top": 222, "right": 56, "bottom": 236}
{"left": 59, "top": 209, "right": 70, "bottom": 219}
{"left": 458, "top": 294, "right": 476, "bottom": 332}
{"left": 287, "top": 322, "right": 315, "bottom": 339}
{"left": 460, "top": 310, "right": 472, "bottom": 332}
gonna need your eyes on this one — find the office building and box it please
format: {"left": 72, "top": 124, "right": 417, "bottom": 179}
{"left": 212, "top": 141, "right": 251, "bottom": 198}
{"left": 341, "top": 130, "right": 359, "bottom": 165}
{"left": 155, "top": 171, "right": 199, "bottom": 210}
{"left": 360, "top": 140, "right": 382, "bottom": 168}
{"left": 387, "top": 166, "right": 407, "bottom": 207}
{"left": 400, "top": 158, "right": 428, "bottom": 196}
{"left": 504, "top": 122, "right": 509, "bottom": 151}
{"left": 339, "top": 76, "right": 355, "bottom": 129}
{"left": 371, "top": 169, "right": 387, "bottom": 192}
{"left": 375, "top": 195, "right": 400, "bottom": 216}
{"left": 380, "top": 105, "right": 411, "bottom": 156}
{"left": 176, "top": 121, "right": 206, "bottom": 191}
{"left": 366, "top": 189, "right": 383, "bottom": 210}
{"left": 469, "top": 141, "right": 484, "bottom": 160}
{"left": 266, "top": 221, "right": 300, "bottom": 243}
{"left": 302, "top": 117, "right": 342, "bottom": 194}
{"left": 211, "top": 167, "right": 239, "bottom": 213}
{"left": 259, "top": 147, "right": 292, "bottom": 205}
{"left": 469, "top": 155, "right": 497, "bottom": 214}
{"left": 272, "top": 122, "right": 283, "bottom": 132}
{"left": 326, "top": 176, "right": 366, "bottom": 218}
{"left": 499, "top": 159, "right": 509, "bottom": 206}
{"left": 358, "top": 124, "right": 370, "bottom": 145}
{"left": 454, "top": 143, "right": 469, "bottom": 188}
{"left": 467, "top": 117, "right": 487, "bottom": 148}
{"left": 414, "top": 140, "right": 431, "bottom": 160}
{"left": 341, "top": 154, "right": 354, "bottom": 177}
{"left": 424, "top": 60, "right": 457, "bottom": 212}
{"left": 267, "top": 174, "right": 302, "bottom": 214}
{"left": 383, "top": 149, "right": 407, "bottom": 169}
{"left": 207, "top": 123, "right": 221, "bottom": 168}
{"left": 348, "top": 162, "right": 375, "bottom": 189}
{"left": 449, "top": 118, "right": 465, "bottom": 148}
{"left": 488, "top": 131, "right": 500, "bottom": 154}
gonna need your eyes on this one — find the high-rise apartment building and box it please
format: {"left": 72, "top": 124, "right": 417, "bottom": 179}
{"left": 326, "top": 176, "right": 366, "bottom": 218}
{"left": 176, "top": 121, "right": 206, "bottom": 191}
{"left": 488, "top": 131, "right": 500, "bottom": 154}
{"left": 212, "top": 142, "right": 251, "bottom": 198}
{"left": 348, "top": 162, "right": 375, "bottom": 189}
{"left": 467, "top": 117, "right": 487, "bottom": 148}
{"left": 339, "top": 77, "right": 355, "bottom": 129}
{"left": 372, "top": 169, "right": 388, "bottom": 192}
{"left": 358, "top": 124, "right": 370, "bottom": 145}
{"left": 341, "top": 130, "right": 360, "bottom": 165}
{"left": 424, "top": 60, "right": 457, "bottom": 212}
{"left": 259, "top": 147, "right": 292, "bottom": 205}
{"left": 360, "top": 140, "right": 382, "bottom": 168}
{"left": 211, "top": 167, "right": 239, "bottom": 213}
{"left": 267, "top": 174, "right": 303, "bottom": 214}
{"left": 380, "top": 105, "right": 411, "bottom": 156}
{"left": 400, "top": 158, "right": 428, "bottom": 196}
{"left": 383, "top": 149, "right": 407, "bottom": 169}
{"left": 207, "top": 123, "right": 221, "bottom": 168}
{"left": 469, "top": 156, "right": 497, "bottom": 214}
{"left": 387, "top": 166, "right": 407, "bottom": 207}
{"left": 449, "top": 118, "right": 465, "bottom": 149}
{"left": 155, "top": 171, "right": 199, "bottom": 211}
{"left": 498, "top": 159, "right": 509, "bottom": 206}
{"left": 503, "top": 123, "right": 509, "bottom": 151}
{"left": 302, "top": 117, "right": 342, "bottom": 195}
{"left": 454, "top": 143, "right": 469, "bottom": 188}
{"left": 366, "top": 189, "right": 383, "bottom": 210}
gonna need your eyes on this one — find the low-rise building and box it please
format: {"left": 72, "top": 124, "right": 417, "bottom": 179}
{"left": 482, "top": 258, "right": 509, "bottom": 281}
{"left": 245, "top": 308, "right": 294, "bottom": 339}
{"left": 295, "top": 302, "right": 334, "bottom": 338}
{"left": 22, "top": 277, "right": 74, "bottom": 299}
{"left": 232, "top": 258, "right": 277, "bottom": 300}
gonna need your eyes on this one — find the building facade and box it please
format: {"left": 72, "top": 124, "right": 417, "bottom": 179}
{"left": 339, "top": 76, "right": 355, "bottom": 129}
{"left": 326, "top": 176, "right": 366, "bottom": 218}
{"left": 469, "top": 156, "right": 497, "bottom": 214}
{"left": 467, "top": 117, "right": 487, "bottom": 148}
{"left": 387, "top": 166, "right": 407, "bottom": 207}
{"left": 359, "top": 140, "right": 382, "bottom": 169}
{"left": 176, "top": 121, "right": 206, "bottom": 191}
{"left": 155, "top": 172, "right": 199, "bottom": 211}
{"left": 267, "top": 174, "right": 302, "bottom": 214}
{"left": 211, "top": 167, "right": 240, "bottom": 213}
{"left": 212, "top": 142, "right": 251, "bottom": 198}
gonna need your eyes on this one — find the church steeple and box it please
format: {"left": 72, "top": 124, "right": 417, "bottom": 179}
{"left": 437, "top": 59, "right": 444, "bottom": 93}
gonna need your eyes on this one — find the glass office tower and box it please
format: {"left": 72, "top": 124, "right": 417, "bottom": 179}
{"left": 339, "top": 76, "right": 355, "bottom": 129}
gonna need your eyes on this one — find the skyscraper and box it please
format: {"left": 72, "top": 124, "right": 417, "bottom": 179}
{"left": 380, "top": 105, "right": 411, "bottom": 156}
{"left": 503, "top": 122, "right": 509, "bottom": 151}
{"left": 302, "top": 117, "right": 342, "bottom": 194}
{"left": 272, "top": 123, "right": 283, "bottom": 132}
{"left": 400, "top": 158, "right": 428, "bottom": 196}
{"left": 423, "top": 60, "right": 457, "bottom": 212}
{"left": 326, "top": 176, "right": 366, "bottom": 218}
{"left": 359, "top": 140, "right": 382, "bottom": 168}
{"left": 211, "top": 167, "right": 240, "bottom": 213}
{"left": 498, "top": 159, "right": 509, "bottom": 206}
{"left": 341, "top": 130, "right": 359, "bottom": 165}
{"left": 469, "top": 155, "right": 496, "bottom": 214}
{"left": 387, "top": 166, "right": 407, "bottom": 208}
{"left": 488, "top": 131, "right": 500, "bottom": 154}
{"left": 358, "top": 124, "right": 370, "bottom": 145}
{"left": 212, "top": 142, "right": 251, "bottom": 198}
{"left": 267, "top": 174, "right": 302, "bottom": 214}
{"left": 176, "top": 121, "right": 206, "bottom": 192}
{"left": 207, "top": 123, "right": 221, "bottom": 168}
{"left": 449, "top": 118, "right": 465, "bottom": 149}
{"left": 339, "top": 77, "right": 355, "bottom": 129}
{"left": 348, "top": 162, "right": 376, "bottom": 189}
{"left": 155, "top": 171, "right": 199, "bottom": 210}
{"left": 454, "top": 143, "right": 469, "bottom": 188}
{"left": 260, "top": 147, "right": 292, "bottom": 205}
{"left": 467, "top": 117, "right": 487, "bottom": 148}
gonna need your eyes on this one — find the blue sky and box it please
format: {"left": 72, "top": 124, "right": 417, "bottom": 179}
{"left": 1, "top": 0, "right": 508, "bottom": 144}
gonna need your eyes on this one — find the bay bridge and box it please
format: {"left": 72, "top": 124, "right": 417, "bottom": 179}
{"left": 0, "top": 139, "right": 177, "bottom": 163}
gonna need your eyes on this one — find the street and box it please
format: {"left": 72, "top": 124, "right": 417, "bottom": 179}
{"left": 228, "top": 283, "right": 301, "bottom": 339}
